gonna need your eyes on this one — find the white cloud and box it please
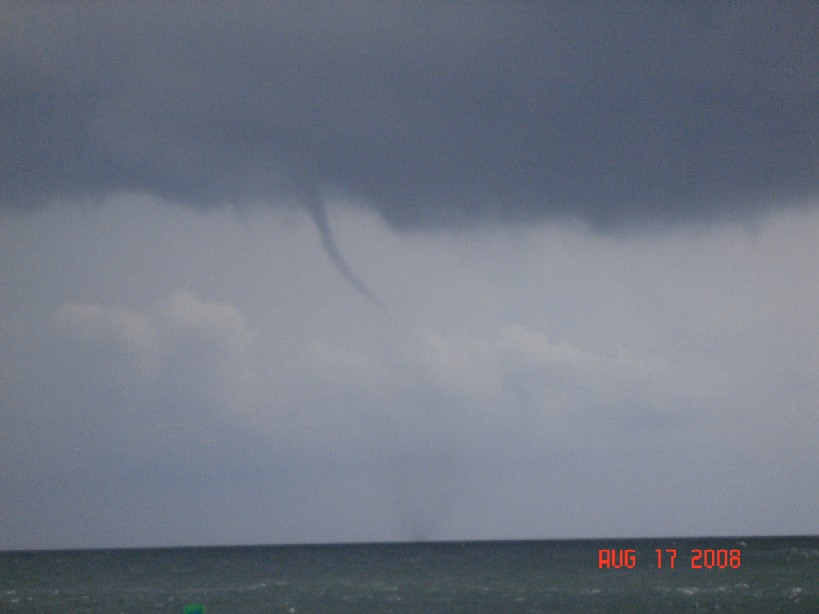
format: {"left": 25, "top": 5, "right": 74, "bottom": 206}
{"left": 53, "top": 301, "right": 160, "bottom": 378}
{"left": 49, "top": 291, "right": 258, "bottom": 416}
{"left": 152, "top": 290, "right": 258, "bottom": 415}
{"left": 1, "top": 198, "right": 817, "bottom": 547}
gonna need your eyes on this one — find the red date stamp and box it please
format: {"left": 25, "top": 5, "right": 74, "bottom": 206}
{"left": 598, "top": 548, "right": 741, "bottom": 569}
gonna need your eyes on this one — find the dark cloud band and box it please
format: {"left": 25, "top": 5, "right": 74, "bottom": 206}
{"left": 2, "top": 3, "right": 817, "bottom": 229}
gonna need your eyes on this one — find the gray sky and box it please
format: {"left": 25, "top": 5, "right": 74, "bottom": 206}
{"left": 1, "top": 2, "right": 817, "bottom": 549}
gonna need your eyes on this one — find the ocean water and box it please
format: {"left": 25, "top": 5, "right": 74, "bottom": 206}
{"left": 1, "top": 537, "right": 817, "bottom": 612}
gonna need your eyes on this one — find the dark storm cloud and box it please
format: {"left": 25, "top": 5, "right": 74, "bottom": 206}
{"left": 1, "top": 2, "right": 816, "bottom": 229}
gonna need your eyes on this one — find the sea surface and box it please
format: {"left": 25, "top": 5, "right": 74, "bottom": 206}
{"left": 1, "top": 537, "right": 817, "bottom": 612}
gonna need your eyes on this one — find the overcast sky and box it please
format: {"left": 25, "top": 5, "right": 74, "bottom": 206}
{"left": 1, "top": 2, "right": 817, "bottom": 550}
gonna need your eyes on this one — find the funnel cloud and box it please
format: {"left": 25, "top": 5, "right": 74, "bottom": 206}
{"left": 303, "top": 189, "right": 386, "bottom": 311}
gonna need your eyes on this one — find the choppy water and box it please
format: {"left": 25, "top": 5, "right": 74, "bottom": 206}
{"left": 1, "top": 537, "right": 817, "bottom": 612}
